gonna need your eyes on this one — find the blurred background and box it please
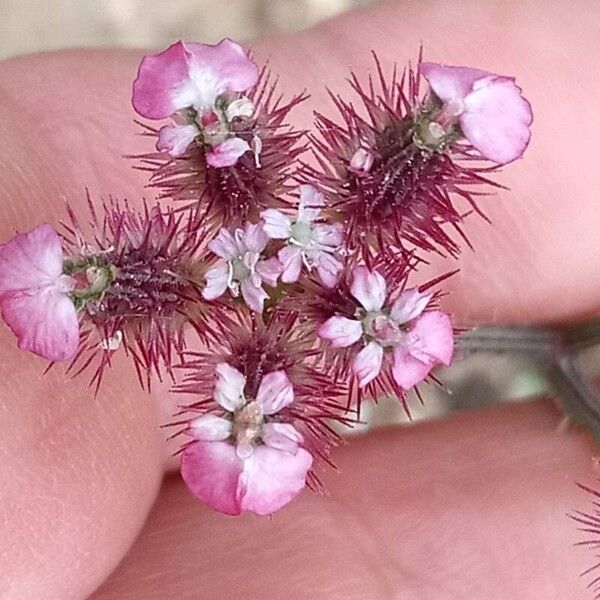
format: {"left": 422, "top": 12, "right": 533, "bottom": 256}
{"left": 0, "top": 0, "right": 374, "bottom": 59}
{"left": 1, "top": 0, "right": 594, "bottom": 429}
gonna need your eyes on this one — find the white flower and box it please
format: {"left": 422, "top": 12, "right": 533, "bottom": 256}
{"left": 261, "top": 185, "right": 344, "bottom": 288}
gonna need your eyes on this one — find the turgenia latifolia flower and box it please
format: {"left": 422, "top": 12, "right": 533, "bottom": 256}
{"left": 317, "top": 266, "right": 454, "bottom": 411}
{"left": 176, "top": 312, "right": 351, "bottom": 515}
{"left": 0, "top": 197, "right": 221, "bottom": 390}
{"left": 133, "top": 39, "right": 259, "bottom": 166}
{"left": 261, "top": 184, "right": 344, "bottom": 288}
{"left": 182, "top": 364, "right": 313, "bottom": 515}
{"left": 307, "top": 53, "right": 532, "bottom": 267}
{"left": 202, "top": 222, "right": 282, "bottom": 313}
{"left": 133, "top": 41, "right": 306, "bottom": 230}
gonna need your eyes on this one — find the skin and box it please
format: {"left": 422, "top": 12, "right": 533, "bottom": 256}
{"left": 0, "top": 0, "right": 599, "bottom": 598}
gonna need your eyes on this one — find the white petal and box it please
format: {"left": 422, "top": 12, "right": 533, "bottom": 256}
{"left": 390, "top": 288, "right": 432, "bottom": 324}
{"left": 278, "top": 246, "right": 303, "bottom": 283}
{"left": 214, "top": 362, "right": 246, "bottom": 411}
{"left": 208, "top": 228, "right": 241, "bottom": 260}
{"left": 202, "top": 264, "right": 229, "bottom": 300}
{"left": 256, "top": 370, "right": 294, "bottom": 415}
{"left": 190, "top": 414, "right": 232, "bottom": 441}
{"left": 262, "top": 422, "right": 303, "bottom": 454}
{"left": 226, "top": 97, "right": 254, "bottom": 121}
{"left": 350, "top": 266, "right": 386, "bottom": 311}
{"left": 298, "top": 184, "right": 325, "bottom": 222}
{"left": 318, "top": 316, "right": 363, "bottom": 348}
{"left": 352, "top": 341, "right": 384, "bottom": 388}
{"left": 261, "top": 209, "right": 292, "bottom": 239}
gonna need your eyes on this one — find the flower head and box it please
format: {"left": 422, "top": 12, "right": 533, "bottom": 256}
{"left": 202, "top": 222, "right": 282, "bottom": 313}
{"left": 133, "top": 39, "right": 259, "bottom": 163}
{"left": 420, "top": 62, "right": 533, "bottom": 165}
{"left": 307, "top": 53, "right": 530, "bottom": 268}
{"left": 316, "top": 265, "right": 454, "bottom": 411}
{"left": 135, "top": 63, "right": 306, "bottom": 232}
{"left": 60, "top": 196, "right": 218, "bottom": 389}
{"left": 0, "top": 224, "right": 79, "bottom": 361}
{"left": 176, "top": 312, "right": 351, "bottom": 515}
{"left": 261, "top": 184, "right": 344, "bottom": 287}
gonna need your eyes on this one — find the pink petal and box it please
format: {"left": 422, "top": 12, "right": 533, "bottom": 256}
{"left": 181, "top": 440, "right": 243, "bottom": 515}
{"left": 184, "top": 38, "right": 259, "bottom": 99}
{"left": 202, "top": 264, "right": 229, "bottom": 301}
{"left": 316, "top": 252, "right": 343, "bottom": 288}
{"left": 189, "top": 414, "right": 232, "bottom": 441}
{"left": 0, "top": 288, "right": 79, "bottom": 362}
{"left": 318, "top": 316, "right": 362, "bottom": 348}
{"left": 391, "top": 311, "right": 454, "bottom": 390}
{"left": 240, "top": 279, "right": 269, "bottom": 312}
{"left": 260, "top": 209, "right": 292, "bottom": 239}
{"left": 256, "top": 370, "right": 294, "bottom": 415}
{"left": 277, "top": 245, "right": 303, "bottom": 283}
{"left": 239, "top": 445, "right": 313, "bottom": 516}
{"left": 208, "top": 228, "right": 242, "bottom": 260}
{"left": 156, "top": 124, "right": 198, "bottom": 156}
{"left": 390, "top": 288, "right": 432, "bottom": 324}
{"left": 420, "top": 62, "right": 490, "bottom": 103}
{"left": 462, "top": 76, "right": 533, "bottom": 164}
{"left": 132, "top": 41, "right": 192, "bottom": 119}
{"left": 133, "top": 40, "right": 258, "bottom": 120}
{"left": 391, "top": 346, "right": 433, "bottom": 390}
{"left": 256, "top": 257, "right": 282, "bottom": 288}
{"left": 262, "top": 422, "right": 303, "bottom": 454}
{"left": 297, "top": 184, "right": 325, "bottom": 222}
{"left": 350, "top": 266, "right": 386, "bottom": 311}
{"left": 206, "top": 137, "right": 251, "bottom": 168}
{"left": 0, "top": 224, "right": 64, "bottom": 295}
{"left": 242, "top": 221, "right": 268, "bottom": 254}
{"left": 214, "top": 362, "right": 246, "bottom": 411}
{"left": 410, "top": 311, "right": 454, "bottom": 366}
{"left": 352, "top": 341, "right": 384, "bottom": 388}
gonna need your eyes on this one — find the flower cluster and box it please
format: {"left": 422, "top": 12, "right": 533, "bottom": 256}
{"left": 0, "top": 38, "right": 532, "bottom": 515}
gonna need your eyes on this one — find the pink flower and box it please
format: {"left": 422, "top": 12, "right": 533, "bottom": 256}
{"left": 318, "top": 266, "right": 454, "bottom": 389}
{"left": 181, "top": 363, "right": 313, "bottom": 515}
{"left": 420, "top": 62, "right": 533, "bottom": 164}
{"left": 261, "top": 185, "right": 344, "bottom": 287}
{"left": 202, "top": 222, "right": 282, "bottom": 312}
{"left": 0, "top": 224, "right": 79, "bottom": 361}
{"left": 133, "top": 39, "right": 259, "bottom": 162}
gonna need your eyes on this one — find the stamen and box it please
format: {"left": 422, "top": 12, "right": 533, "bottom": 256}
{"left": 100, "top": 330, "right": 123, "bottom": 352}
